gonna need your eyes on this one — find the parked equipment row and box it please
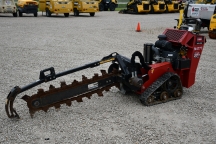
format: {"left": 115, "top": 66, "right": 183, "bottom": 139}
{"left": 119, "top": 0, "right": 181, "bottom": 14}
{"left": 0, "top": 0, "right": 102, "bottom": 17}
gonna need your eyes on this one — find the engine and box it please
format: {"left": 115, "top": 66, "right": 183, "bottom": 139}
{"left": 143, "top": 34, "right": 190, "bottom": 70}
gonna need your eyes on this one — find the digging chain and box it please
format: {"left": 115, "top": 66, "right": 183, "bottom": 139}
{"left": 21, "top": 70, "right": 120, "bottom": 117}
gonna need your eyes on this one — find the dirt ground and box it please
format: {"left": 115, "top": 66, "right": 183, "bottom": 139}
{"left": 0, "top": 11, "right": 215, "bottom": 144}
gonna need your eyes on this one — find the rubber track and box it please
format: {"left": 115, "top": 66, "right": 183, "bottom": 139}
{"left": 140, "top": 72, "right": 183, "bottom": 106}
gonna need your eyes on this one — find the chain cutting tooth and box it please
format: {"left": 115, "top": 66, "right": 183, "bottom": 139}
{"left": 37, "top": 89, "right": 44, "bottom": 94}
{"left": 71, "top": 80, "right": 79, "bottom": 86}
{"left": 76, "top": 97, "right": 83, "bottom": 102}
{"left": 54, "top": 104, "right": 61, "bottom": 109}
{"left": 60, "top": 81, "right": 67, "bottom": 87}
{"left": 101, "top": 70, "right": 107, "bottom": 75}
{"left": 21, "top": 95, "right": 30, "bottom": 102}
{"left": 97, "top": 91, "right": 103, "bottom": 96}
{"left": 105, "top": 87, "right": 111, "bottom": 91}
{"left": 30, "top": 111, "right": 35, "bottom": 118}
{"left": 49, "top": 85, "right": 55, "bottom": 90}
{"left": 82, "top": 75, "right": 88, "bottom": 81}
{"left": 86, "top": 94, "right": 92, "bottom": 99}
{"left": 92, "top": 73, "right": 99, "bottom": 80}
{"left": 66, "top": 101, "right": 72, "bottom": 106}
{"left": 42, "top": 107, "right": 49, "bottom": 113}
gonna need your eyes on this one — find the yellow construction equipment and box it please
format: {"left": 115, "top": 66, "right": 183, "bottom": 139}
{"left": 149, "top": 0, "right": 166, "bottom": 13}
{"left": 17, "top": 0, "right": 38, "bottom": 17}
{"left": 119, "top": 0, "right": 151, "bottom": 14}
{"left": 209, "top": 14, "right": 216, "bottom": 39}
{"left": 196, "top": 0, "right": 216, "bottom": 4}
{"left": 164, "top": 0, "right": 180, "bottom": 13}
{"left": 72, "top": 0, "right": 99, "bottom": 16}
{"left": 39, "top": 0, "right": 73, "bottom": 17}
{"left": 175, "top": 3, "right": 184, "bottom": 29}
{"left": 96, "top": 0, "right": 118, "bottom": 11}
{"left": 119, "top": 0, "right": 167, "bottom": 14}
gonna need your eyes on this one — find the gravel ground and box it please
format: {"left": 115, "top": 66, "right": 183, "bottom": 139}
{"left": 0, "top": 11, "right": 215, "bottom": 144}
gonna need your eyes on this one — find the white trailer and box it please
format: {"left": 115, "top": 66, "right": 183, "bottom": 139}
{"left": 177, "top": 3, "right": 216, "bottom": 31}
{"left": 176, "top": 3, "right": 216, "bottom": 39}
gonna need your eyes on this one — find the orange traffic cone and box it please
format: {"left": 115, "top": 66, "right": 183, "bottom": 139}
{"left": 136, "top": 22, "right": 141, "bottom": 32}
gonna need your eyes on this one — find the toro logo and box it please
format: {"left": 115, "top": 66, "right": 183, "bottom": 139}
{"left": 192, "top": 7, "right": 199, "bottom": 11}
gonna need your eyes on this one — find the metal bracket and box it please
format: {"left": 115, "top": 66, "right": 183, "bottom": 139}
{"left": 39, "top": 67, "right": 56, "bottom": 82}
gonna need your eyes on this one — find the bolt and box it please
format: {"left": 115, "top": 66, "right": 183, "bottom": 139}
{"left": 33, "top": 100, "right": 40, "bottom": 107}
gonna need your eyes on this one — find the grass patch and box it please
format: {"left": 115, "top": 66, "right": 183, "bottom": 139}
{"left": 117, "top": 3, "right": 127, "bottom": 8}
{"left": 115, "top": 3, "right": 127, "bottom": 11}
{"left": 115, "top": 8, "right": 125, "bottom": 11}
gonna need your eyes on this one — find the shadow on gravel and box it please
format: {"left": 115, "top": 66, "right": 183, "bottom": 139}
{"left": 69, "top": 15, "right": 98, "bottom": 17}
{"left": 39, "top": 15, "right": 96, "bottom": 18}
{"left": 0, "top": 15, "right": 16, "bottom": 17}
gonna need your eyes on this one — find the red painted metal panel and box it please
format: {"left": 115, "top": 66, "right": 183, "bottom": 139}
{"left": 138, "top": 62, "right": 175, "bottom": 94}
{"left": 163, "top": 29, "right": 205, "bottom": 88}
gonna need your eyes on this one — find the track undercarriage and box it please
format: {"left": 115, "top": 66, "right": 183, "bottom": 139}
{"left": 140, "top": 73, "right": 183, "bottom": 106}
